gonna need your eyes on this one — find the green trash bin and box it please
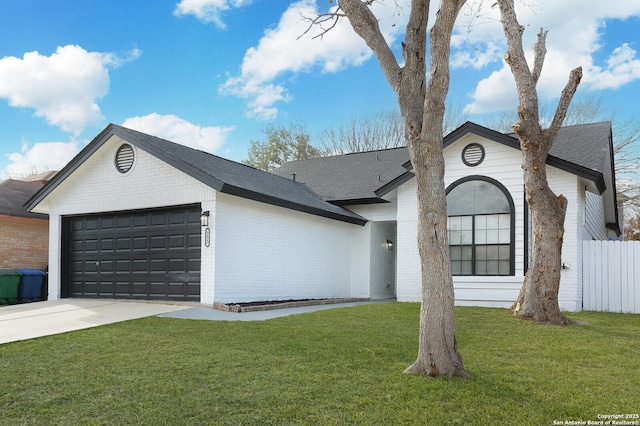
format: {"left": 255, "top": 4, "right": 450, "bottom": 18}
{"left": 0, "top": 269, "right": 21, "bottom": 305}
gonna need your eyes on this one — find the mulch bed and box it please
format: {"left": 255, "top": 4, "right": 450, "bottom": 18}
{"left": 212, "top": 298, "right": 370, "bottom": 313}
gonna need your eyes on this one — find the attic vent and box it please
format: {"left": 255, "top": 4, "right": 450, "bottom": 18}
{"left": 115, "top": 144, "right": 135, "bottom": 173}
{"left": 461, "top": 143, "right": 485, "bottom": 167}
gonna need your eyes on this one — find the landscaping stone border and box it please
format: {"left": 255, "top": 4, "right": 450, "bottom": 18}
{"left": 212, "top": 298, "right": 370, "bottom": 313}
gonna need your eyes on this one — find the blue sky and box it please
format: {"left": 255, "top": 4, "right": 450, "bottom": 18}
{"left": 1, "top": 0, "right": 640, "bottom": 178}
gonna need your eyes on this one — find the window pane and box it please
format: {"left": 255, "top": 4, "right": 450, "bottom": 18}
{"left": 475, "top": 260, "right": 487, "bottom": 275}
{"left": 451, "top": 246, "right": 472, "bottom": 275}
{"left": 462, "top": 246, "right": 473, "bottom": 261}
{"left": 476, "top": 246, "right": 486, "bottom": 260}
{"left": 450, "top": 246, "right": 461, "bottom": 260}
{"left": 499, "top": 245, "right": 510, "bottom": 260}
{"left": 451, "top": 261, "right": 461, "bottom": 275}
{"left": 487, "top": 245, "right": 499, "bottom": 259}
{"left": 475, "top": 215, "right": 486, "bottom": 229}
{"left": 499, "top": 260, "right": 510, "bottom": 275}
{"left": 486, "top": 260, "right": 499, "bottom": 275}
{"left": 499, "top": 229, "right": 510, "bottom": 244}
{"left": 486, "top": 229, "right": 499, "bottom": 244}
{"left": 449, "top": 230, "right": 461, "bottom": 245}
{"left": 460, "top": 229, "right": 473, "bottom": 244}
{"left": 486, "top": 215, "right": 499, "bottom": 229}
{"left": 476, "top": 229, "right": 486, "bottom": 244}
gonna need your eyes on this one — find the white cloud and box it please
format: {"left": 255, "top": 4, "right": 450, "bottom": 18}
{"left": 173, "top": 0, "right": 253, "bottom": 29}
{"left": 463, "top": 66, "right": 517, "bottom": 114}
{"left": 122, "top": 113, "right": 233, "bottom": 153}
{"left": 219, "top": 0, "right": 406, "bottom": 120}
{"left": 5, "top": 140, "right": 80, "bottom": 178}
{"left": 459, "top": 1, "right": 640, "bottom": 115}
{"left": 0, "top": 45, "right": 141, "bottom": 135}
{"left": 585, "top": 43, "right": 640, "bottom": 90}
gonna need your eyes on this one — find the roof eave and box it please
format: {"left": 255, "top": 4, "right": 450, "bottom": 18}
{"left": 375, "top": 171, "right": 415, "bottom": 198}
{"left": 111, "top": 126, "right": 227, "bottom": 191}
{"left": 24, "top": 124, "right": 117, "bottom": 212}
{"left": 221, "top": 184, "right": 367, "bottom": 226}
{"left": 546, "top": 157, "right": 606, "bottom": 194}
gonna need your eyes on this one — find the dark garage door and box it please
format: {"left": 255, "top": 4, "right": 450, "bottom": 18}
{"left": 63, "top": 205, "right": 201, "bottom": 301}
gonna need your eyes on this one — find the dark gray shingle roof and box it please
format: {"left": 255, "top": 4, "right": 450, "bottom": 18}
{"left": 0, "top": 179, "right": 47, "bottom": 219}
{"left": 25, "top": 124, "right": 366, "bottom": 225}
{"left": 273, "top": 147, "right": 410, "bottom": 203}
{"left": 548, "top": 121, "right": 612, "bottom": 174}
{"left": 273, "top": 121, "right": 614, "bottom": 202}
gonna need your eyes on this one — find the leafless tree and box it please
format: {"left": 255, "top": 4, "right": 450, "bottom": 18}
{"left": 319, "top": 105, "right": 468, "bottom": 155}
{"left": 315, "top": 0, "right": 471, "bottom": 378}
{"left": 319, "top": 110, "right": 405, "bottom": 154}
{"left": 497, "top": 0, "right": 582, "bottom": 325}
{"left": 486, "top": 97, "right": 640, "bottom": 223}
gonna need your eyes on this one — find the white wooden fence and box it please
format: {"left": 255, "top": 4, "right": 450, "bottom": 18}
{"left": 583, "top": 240, "right": 640, "bottom": 313}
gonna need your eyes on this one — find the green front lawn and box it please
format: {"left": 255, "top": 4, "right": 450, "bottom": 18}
{"left": 1, "top": 304, "right": 638, "bottom": 425}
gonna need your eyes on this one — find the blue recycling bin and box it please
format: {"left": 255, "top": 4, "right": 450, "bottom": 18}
{"left": 0, "top": 269, "right": 21, "bottom": 304}
{"left": 17, "top": 269, "right": 47, "bottom": 302}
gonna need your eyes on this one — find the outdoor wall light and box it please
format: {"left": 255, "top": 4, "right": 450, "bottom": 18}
{"left": 386, "top": 239, "right": 394, "bottom": 251}
{"left": 200, "top": 210, "right": 210, "bottom": 227}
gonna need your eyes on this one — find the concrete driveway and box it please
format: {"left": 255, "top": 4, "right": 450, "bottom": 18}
{"left": 1, "top": 298, "right": 388, "bottom": 345}
{"left": 0, "top": 299, "right": 191, "bottom": 344}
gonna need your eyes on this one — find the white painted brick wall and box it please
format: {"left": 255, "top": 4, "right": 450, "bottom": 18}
{"left": 396, "top": 135, "right": 528, "bottom": 304}
{"left": 395, "top": 135, "right": 588, "bottom": 311}
{"left": 547, "top": 169, "right": 581, "bottom": 311}
{"left": 213, "top": 192, "right": 358, "bottom": 303}
{"left": 44, "top": 137, "right": 215, "bottom": 216}
{"left": 37, "top": 137, "right": 217, "bottom": 303}
{"left": 46, "top": 214, "right": 62, "bottom": 300}
{"left": 199, "top": 197, "right": 216, "bottom": 305}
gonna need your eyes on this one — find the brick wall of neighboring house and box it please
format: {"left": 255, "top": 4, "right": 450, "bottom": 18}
{"left": 0, "top": 215, "right": 49, "bottom": 270}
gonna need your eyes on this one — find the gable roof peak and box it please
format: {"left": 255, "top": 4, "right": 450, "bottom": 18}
{"left": 25, "top": 123, "right": 366, "bottom": 225}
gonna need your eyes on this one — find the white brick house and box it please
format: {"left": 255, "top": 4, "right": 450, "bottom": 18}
{"left": 27, "top": 121, "right": 619, "bottom": 311}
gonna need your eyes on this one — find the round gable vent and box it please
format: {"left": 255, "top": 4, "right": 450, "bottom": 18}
{"left": 461, "top": 143, "right": 485, "bottom": 167}
{"left": 115, "top": 143, "right": 135, "bottom": 173}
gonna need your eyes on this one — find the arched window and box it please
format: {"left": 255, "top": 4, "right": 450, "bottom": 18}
{"left": 446, "top": 177, "right": 515, "bottom": 276}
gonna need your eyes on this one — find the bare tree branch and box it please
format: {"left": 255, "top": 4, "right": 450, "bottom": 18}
{"left": 545, "top": 66, "right": 582, "bottom": 142}
{"left": 297, "top": 11, "right": 344, "bottom": 41}
{"left": 531, "top": 28, "right": 547, "bottom": 85}
{"left": 339, "top": 0, "right": 402, "bottom": 91}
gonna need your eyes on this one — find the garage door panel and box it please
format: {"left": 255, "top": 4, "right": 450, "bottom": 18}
{"left": 100, "top": 238, "right": 114, "bottom": 251}
{"left": 99, "top": 260, "right": 114, "bottom": 272}
{"left": 85, "top": 218, "right": 99, "bottom": 230}
{"left": 132, "top": 237, "right": 147, "bottom": 250}
{"left": 100, "top": 217, "right": 115, "bottom": 229}
{"left": 116, "top": 259, "right": 130, "bottom": 272}
{"left": 64, "top": 205, "right": 201, "bottom": 301}
{"left": 85, "top": 239, "right": 99, "bottom": 253}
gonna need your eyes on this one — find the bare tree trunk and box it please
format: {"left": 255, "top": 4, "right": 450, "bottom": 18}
{"left": 402, "top": 0, "right": 469, "bottom": 378}
{"left": 338, "top": 0, "right": 469, "bottom": 378}
{"left": 514, "top": 144, "right": 570, "bottom": 324}
{"left": 497, "top": 0, "right": 582, "bottom": 325}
